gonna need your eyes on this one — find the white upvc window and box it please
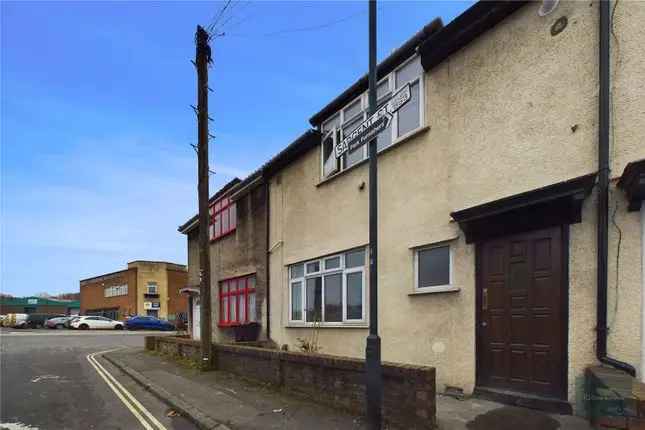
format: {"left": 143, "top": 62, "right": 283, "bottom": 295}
{"left": 320, "top": 55, "right": 425, "bottom": 179}
{"left": 414, "top": 243, "right": 453, "bottom": 292}
{"left": 289, "top": 247, "right": 366, "bottom": 326}
{"left": 104, "top": 284, "right": 128, "bottom": 298}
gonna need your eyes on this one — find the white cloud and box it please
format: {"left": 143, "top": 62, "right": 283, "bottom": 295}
{"left": 1, "top": 133, "right": 248, "bottom": 294}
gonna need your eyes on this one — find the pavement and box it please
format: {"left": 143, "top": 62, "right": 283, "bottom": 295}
{"left": 0, "top": 328, "right": 197, "bottom": 430}
{"left": 0, "top": 327, "right": 594, "bottom": 430}
{"left": 104, "top": 347, "right": 594, "bottom": 430}
{"left": 104, "top": 348, "right": 365, "bottom": 430}
{"left": 436, "top": 395, "right": 592, "bottom": 430}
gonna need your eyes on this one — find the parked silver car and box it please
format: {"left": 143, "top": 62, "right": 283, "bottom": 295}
{"left": 46, "top": 316, "right": 72, "bottom": 329}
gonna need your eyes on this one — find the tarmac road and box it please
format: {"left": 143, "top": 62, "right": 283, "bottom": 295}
{"left": 0, "top": 328, "right": 198, "bottom": 430}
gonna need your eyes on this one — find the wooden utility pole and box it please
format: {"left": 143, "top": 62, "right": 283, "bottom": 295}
{"left": 195, "top": 25, "right": 212, "bottom": 370}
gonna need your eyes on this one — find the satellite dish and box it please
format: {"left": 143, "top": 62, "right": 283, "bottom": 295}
{"left": 538, "top": 0, "right": 560, "bottom": 16}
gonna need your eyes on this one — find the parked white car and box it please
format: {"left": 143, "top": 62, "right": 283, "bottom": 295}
{"left": 71, "top": 316, "right": 123, "bottom": 330}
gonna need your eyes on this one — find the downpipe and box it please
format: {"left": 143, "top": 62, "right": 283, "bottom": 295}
{"left": 641, "top": 202, "right": 645, "bottom": 382}
{"left": 596, "top": 0, "right": 636, "bottom": 377}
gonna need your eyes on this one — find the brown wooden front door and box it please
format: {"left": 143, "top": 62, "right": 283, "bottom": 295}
{"left": 477, "top": 226, "right": 566, "bottom": 399}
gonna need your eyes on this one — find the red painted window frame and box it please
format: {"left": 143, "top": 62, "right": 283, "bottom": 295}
{"left": 209, "top": 196, "right": 237, "bottom": 242}
{"left": 218, "top": 274, "right": 256, "bottom": 327}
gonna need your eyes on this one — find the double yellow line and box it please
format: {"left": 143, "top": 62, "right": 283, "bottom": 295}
{"left": 86, "top": 349, "right": 168, "bottom": 430}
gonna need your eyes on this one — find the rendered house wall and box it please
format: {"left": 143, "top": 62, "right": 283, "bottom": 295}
{"left": 268, "top": 1, "right": 645, "bottom": 411}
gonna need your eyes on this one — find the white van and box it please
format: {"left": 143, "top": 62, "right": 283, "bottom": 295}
{"left": 2, "top": 313, "right": 29, "bottom": 328}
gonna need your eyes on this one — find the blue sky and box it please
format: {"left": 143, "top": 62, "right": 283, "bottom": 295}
{"left": 1, "top": 1, "right": 471, "bottom": 296}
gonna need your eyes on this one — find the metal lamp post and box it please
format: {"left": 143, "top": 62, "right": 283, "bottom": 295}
{"left": 365, "top": 0, "right": 382, "bottom": 428}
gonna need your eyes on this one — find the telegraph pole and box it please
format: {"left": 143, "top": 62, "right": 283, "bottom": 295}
{"left": 195, "top": 25, "right": 212, "bottom": 370}
{"left": 365, "top": 0, "right": 382, "bottom": 428}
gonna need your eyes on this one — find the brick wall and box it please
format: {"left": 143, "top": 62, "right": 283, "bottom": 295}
{"left": 166, "top": 268, "right": 188, "bottom": 320}
{"left": 146, "top": 336, "right": 436, "bottom": 429}
{"left": 80, "top": 268, "right": 138, "bottom": 319}
{"left": 148, "top": 336, "right": 201, "bottom": 363}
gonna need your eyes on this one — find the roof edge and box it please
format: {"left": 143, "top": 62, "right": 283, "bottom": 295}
{"left": 419, "top": 1, "right": 528, "bottom": 72}
{"left": 178, "top": 177, "right": 242, "bottom": 234}
{"left": 309, "top": 17, "right": 443, "bottom": 126}
{"left": 178, "top": 130, "right": 321, "bottom": 235}
{"left": 79, "top": 268, "right": 132, "bottom": 285}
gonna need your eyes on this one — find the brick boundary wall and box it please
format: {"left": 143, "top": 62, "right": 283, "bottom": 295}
{"left": 145, "top": 336, "right": 436, "bottom": 429}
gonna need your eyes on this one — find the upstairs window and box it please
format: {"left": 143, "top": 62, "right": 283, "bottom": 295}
{"left": 321, "top": 114, "right": 340, "bottom": 177}
{"left": 289, "top": 247, "right": 366, "bottom": 325}
{"left": 146, "top": 282, "right": 158, "bottom": 294}
{"left": 104, "top": 284, "right": 128, "bottom": 298}
{"left": 209, "top": 196, "right": 237, "bottom": 241}
{"left": 320, "top": 56, "right": 425, "bottom": 179}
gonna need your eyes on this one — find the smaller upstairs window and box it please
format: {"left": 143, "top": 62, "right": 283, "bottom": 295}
{"left": 209, "top": 196, "right": 237, "bottom": 241}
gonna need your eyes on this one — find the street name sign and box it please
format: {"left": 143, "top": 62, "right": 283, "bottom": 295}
{"left": 335, "top": 83, "right": 411, "bottom": 158}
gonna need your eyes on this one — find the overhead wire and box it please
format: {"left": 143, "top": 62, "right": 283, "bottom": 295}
{"left": 207, "top": 0, "right": 233, "bottom": 33}
{"left": 216, "top": 1, "right": 253, "bottom": 34}
{"left": 224, "top": 4, "right": 382, "bottom": 39}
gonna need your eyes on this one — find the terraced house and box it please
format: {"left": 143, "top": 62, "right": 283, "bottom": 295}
{"left": 181, "top": 0, "right": 645, "bottom": 414}
{"left": 179, "top": 174, "right": 270, "bottom": 342}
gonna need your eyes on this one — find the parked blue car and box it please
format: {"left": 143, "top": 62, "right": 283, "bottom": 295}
{"left": 125, "top": 316, "right": 175, "bottom": 331}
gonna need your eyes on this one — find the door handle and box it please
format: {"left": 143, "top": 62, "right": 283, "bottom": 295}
{"left": 482, "top": 288, "right": 488, "bottom": 311}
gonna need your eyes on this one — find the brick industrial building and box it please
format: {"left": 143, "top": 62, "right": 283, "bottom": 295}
{"left": 80, "top": 261, "right": 188, "bottom": 321}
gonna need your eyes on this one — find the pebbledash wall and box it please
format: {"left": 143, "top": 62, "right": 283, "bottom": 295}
{"left": 179, "top": 177, "right": 270, "bottom": 342}
{"left": 146, "top": 336, "right": 436, "bottom": 429}
{"left": 267, "top": 1, "right": 645, "bottom": 412}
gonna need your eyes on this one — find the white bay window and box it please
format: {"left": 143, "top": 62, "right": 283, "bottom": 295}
{"left": 289, "top": 248, "right": 366, "bottom": 325}
{"left": 320, "top": 55, "right": 425, "bottom": 179}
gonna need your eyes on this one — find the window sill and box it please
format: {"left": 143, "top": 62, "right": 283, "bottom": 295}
{"left": 316, "top": 125, "right": 430, "bottom": 188}
{"left": 409, "top": 286, "right": 460, "bottom": 296}
{"left": 218, "top": 322, "right": 257, "bottom": 328}
{"left": 210, "top": 229, "right": 236, "bottom": 243}
{"left": 286, "top": 323, "right": 368, "bottom": 329}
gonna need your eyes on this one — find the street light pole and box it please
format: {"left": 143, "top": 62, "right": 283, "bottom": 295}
{"left": 365, "top": 0, "right": 382, "bottom": 428}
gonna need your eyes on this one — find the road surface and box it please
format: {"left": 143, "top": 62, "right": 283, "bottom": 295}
{"left": 0, "top": 328, "right": 198, "bottom": 430}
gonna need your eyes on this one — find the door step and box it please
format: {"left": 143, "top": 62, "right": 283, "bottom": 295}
{"left": 474, "top": 386, "right": 573, "bottom": 415}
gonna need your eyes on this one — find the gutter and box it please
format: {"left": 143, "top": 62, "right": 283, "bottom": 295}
{"left": 596, "top": 0, "right": 636, "bottom": 377}
{"left": 230, "top": 174, "right": 264, "bottom": 202}
{"left": 641, "top": 201, "right": 645, "bottom": 382}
